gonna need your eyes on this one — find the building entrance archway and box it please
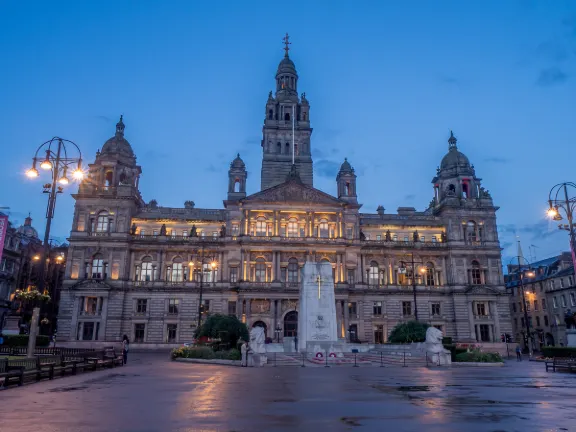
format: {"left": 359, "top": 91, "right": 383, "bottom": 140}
{"left": 283, "top": 311, "right": 298, "bottom": 337}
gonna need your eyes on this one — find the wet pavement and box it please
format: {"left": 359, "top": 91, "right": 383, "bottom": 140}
{"left": 0, "top": 353, "right": 574, "bottom": 432}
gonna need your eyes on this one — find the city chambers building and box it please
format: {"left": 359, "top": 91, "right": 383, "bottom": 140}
{"left": 57, "top": 43, "right": 512, "bottom": 347}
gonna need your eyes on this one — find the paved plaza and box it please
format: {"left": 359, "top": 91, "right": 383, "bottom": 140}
{"left": 0, "top": 353, "right": 574, "bottom": 432}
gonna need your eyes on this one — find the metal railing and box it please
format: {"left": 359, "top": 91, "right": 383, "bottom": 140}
{"left": 266, "top": 351, "right": 431, "bottom": 367}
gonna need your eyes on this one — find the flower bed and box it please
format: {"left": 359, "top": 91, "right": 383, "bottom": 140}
{"left": 455, "top": 350, "right": 503, "bottom": 363}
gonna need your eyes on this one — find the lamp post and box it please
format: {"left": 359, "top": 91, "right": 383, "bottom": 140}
{"left": 190, "top": 244, "right": 218, "bottom": 330}
{"left": 399, "top": 253, "right": 426, "bottom": 321}
{"left": 25, "top": 137, "right": 83, "bottom": 296}
{"left": 547, "top": 182, "right": 576, "bottom": 270}
{"left": 509, "top": 251, "right": 536, "bottom": 357}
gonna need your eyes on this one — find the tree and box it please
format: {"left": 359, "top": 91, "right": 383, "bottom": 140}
{"left": 195, "top": 314, "right": 249, "bottom": 348}
{"left": 388, "top": 320, "right": 429, "bottom": 343}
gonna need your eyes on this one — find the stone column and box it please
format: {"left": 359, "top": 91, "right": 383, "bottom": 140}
{"left": 275, "top": 252, "right": 281, "bottom": 281}
{"left": 236, "top": 299, "right": 242, "bottom": 319}
{"left": 246, "top": 299, "right": 252, "bottom": 326}
{"left": 100, "top": 296, "right": 109, "bottom": 340}
{"left": 468, "top": 301, "right": 477, "bottom": 341}
{"left": 335, "top": 254, "right": 341, "bottom": 283}
{"left": 70, "top": 296, "right": 81, "bottom": 341}
{"left": 344, "top": 299, "right": 350, "bottom": 341}
{"left": 310, "top": 212, "right": 315, "bottom": 237}
{"left": 492, "top": 301, "right": 501, "bottom": 340}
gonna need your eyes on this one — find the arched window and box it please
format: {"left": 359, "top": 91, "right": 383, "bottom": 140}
{"left": 303, "top": 112, "right": 307, "bottom": 121}
{"left": 277, "top": 142, "right": 282, "bottom": 153}
{"left": 96, "top": 212, "right": 109, "bottom": 232}
{"left": 284, "top": 112, "right": 290, "bottom": 121}
{"left": 141, "top": 256, "right": 153, "bottom": 281}
{"left": 172, "top": 257, "right": 183, "bottom": 282}
{"left": 466, "top": 221, "right": 477, "bottom": 242}
{"left": 369, "top": 261, "right": 379, "bottom": 286}
{"left": 448, "top": 184, "right": 456, "bottom": 195}
{"left": 462, "top": 182, "right": 469, "bottom": 199}
{"left": 268, "top": 109, "right": 273, "bottom": 120}
{"left": 256, "top": 217, "right": 267, "bottom": 236}
{"left": 424, "top": 262, "right": 435, "bottom": 286}
{"left": 104, "top": 171, "right": 113, "bottom": 190}
{"left": 285, "top": 142, "right": 290, "bottom": 155}
{"left": 234, "top": 179, "right": 240, "bottom": 193}
{"left": 345, "top": 182, "right": 350, "bottom": 195}
{"left": 294, "top": 143, "right": 298, "bottom": 155}
{"left": 287, "top": 258, "right": 299, "bottom": 282}
{"left": 319, "top": 219, "right": 329, "bottom": 238}
{"left": 202, "top": 262, "right": 216, "bottom": 283}
{"left": 471, "top": 260, "right": 482, "bottom": 285}
{"left": 92, "top": 254, "right": 104, "bottom": 279}
{"left": 255, "top": 258, "right": 266, "bottom": 282}
{"left": 287, "top": 218, "right": 299, "bottom": 237}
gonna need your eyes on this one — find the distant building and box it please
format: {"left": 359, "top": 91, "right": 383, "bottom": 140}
{"left": 506, "top": 252, "right": 575, "bottom": 349}
{"left": 57, "top": 40, "right": 511, "bottom": 347}
{"left": 0, "top": 214, "right": 42, "bottom": 329}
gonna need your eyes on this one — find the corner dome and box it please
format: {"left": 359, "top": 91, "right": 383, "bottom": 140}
{"left": 231, "top": 153, "right": 245, "bottom": 169}
{"left": 339, "top": 158, "right": 354, "bottom": 173}
{"left": 277, "top": 56, "right": 297, "bottom": 75}
{"left": 17, "top": 215, "right": 38, "bottom": 239}
{"left": 439, "top": 131, "right": 473, "bottom": 172}
{"left": 101, "top": 115, "right": 135, "bottom": 158}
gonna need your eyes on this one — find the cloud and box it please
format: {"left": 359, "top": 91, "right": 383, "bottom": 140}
{"left": 535, "top": 40, "right": 569, "bottom": 63}
{"left": 439, "top": 76, "right": 460, "bottom": 85}
{"left": 499, "top": 221, "right": 561, "bottom": 241}
{"left": 314, "top": 160, "right": 340, "bottom": 179}
{"left": 484, "top": 157, "right": 510, "bottom": 164}
{"left": 536, "top": 67, "right": 569, "bottom": 86}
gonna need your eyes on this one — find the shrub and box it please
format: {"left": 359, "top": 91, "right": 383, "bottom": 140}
{"left": 195, "top": 314, "right": 249, "bottom": 348}
{"left": 541, "top": 347, "right": 576, "bottom": 358}
{"left": 455, "top": 350, "right": 503, "bottom": 363}
{"left": 443, "top": 344, "right": 468, "bottom": 361}
{"left": 2, "top": 335, "right": 50, "bottom": 347}
{"left": 388, "top": 321, "right": 429, "bottom": 343}
{"left": 442, "top": 337, "right": 453, "bottom": 345}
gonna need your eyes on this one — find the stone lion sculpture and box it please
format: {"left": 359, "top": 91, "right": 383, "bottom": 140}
{"left": 425, "top": 327, "right": 451, "bottom": 365}
{"left": 248, "top": 326, "right": 267, "bottom": 367}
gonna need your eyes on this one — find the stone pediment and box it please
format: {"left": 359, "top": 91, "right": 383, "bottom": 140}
{"left": 243, "top": 180, "right": 344, "bottom": 206}
{"left": 69, "top": 279, "right": 113, "bottom": 291}
{"left": 464, "top": 285, "right": 501, "bottom": 295}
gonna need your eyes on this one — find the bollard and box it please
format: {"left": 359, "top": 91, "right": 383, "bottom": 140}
{"left": 301, "top": 352, "right": 305, "bottom": 368}
{"left": 403, "top": 351, "right": 407, "bottom": 367}
{"left": 325, "top": 351, "right": 329, "bottom": 368}
{"left": 380, "top": 351, "right": 384, "bottom": 367}
{"left": 353, "top": 353, "right": 359, "bottom": 367}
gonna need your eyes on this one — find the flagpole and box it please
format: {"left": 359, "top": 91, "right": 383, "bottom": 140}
{"left": 292, "top": 105, "right": 295, "bottom": 165}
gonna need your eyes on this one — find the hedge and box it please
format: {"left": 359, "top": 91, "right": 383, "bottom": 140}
{"left": 541, "top": 347, "right": 576, "bottom": 358}
{"left": 388, "top": 321, "right": 429, "bottom": 343}
{"left": 2, "top": 335, "right": 50, "bottom": 347}
{"left": 443, "top": 344, "right": 468, "bottom": 362}
{"left": 171, "top": 346, "right": 241, "bottom": 361}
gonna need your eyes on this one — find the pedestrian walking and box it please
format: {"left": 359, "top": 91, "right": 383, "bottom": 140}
{"left": 122, "top": 335, "right": 130, "bottom": 365}
{"left": 515, "top": 344, "right": 522, "bottom": 361}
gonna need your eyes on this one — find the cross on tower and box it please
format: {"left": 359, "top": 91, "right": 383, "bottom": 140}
{"left": 283, "top": 33, "right": 291, "bottom": 57}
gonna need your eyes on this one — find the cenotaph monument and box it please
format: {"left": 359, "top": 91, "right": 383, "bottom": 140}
{"left": 298, "top": 262, "right": 342, "bottom": 354}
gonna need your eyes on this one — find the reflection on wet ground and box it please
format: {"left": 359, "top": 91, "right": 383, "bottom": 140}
{"left": 0, "top": 353, "right": 574, "bottom": 432}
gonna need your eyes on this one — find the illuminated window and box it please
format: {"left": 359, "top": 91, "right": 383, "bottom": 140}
{"left": 255, "top": 258, "right": 266, "bottom": 282}
{"left": 92, "top": 255, "right": 104, "bottom": 279}
{"left": 287, "top": 218, "right": 299, "bottom": 237}
{"left": 319, "top": 219, "right": 329, "bottom": 238}
{"left": 471, "top": 261, "right": 482, "bottom": 285}
{"left": 171, "top": 260, "right": 183, "bottom": 282}
{"left": 287, "top": 258, "right": 298, "bottom": 282}
{"left": 256, "top": 218, "right": 267, "bottom": 236}
{"left": 369, "top": 262, "right": 379, "bottom": 286}
{"left": 425, "top": 262, "right": 435, "bottom": 286}
{"left": 141, "top": 257, "right": 153, "bottom": 281}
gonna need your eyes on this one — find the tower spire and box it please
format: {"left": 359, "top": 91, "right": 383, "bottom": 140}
{"left": 282, "top": 33, "right": 291, "bottom": 57}
{"left": 448, "top": 130, "right": 457, "bottom": 150}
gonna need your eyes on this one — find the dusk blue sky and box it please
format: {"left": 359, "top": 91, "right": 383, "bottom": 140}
{"left": 1, "top": 1, "right": 575, "bottom": 266}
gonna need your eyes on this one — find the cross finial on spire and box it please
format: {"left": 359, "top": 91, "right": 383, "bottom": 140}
{"left": 448, "top": 130, "right": 457, "bottom": 149}
{"left": 283, "top": 33, "right": 291, "bottom": 57}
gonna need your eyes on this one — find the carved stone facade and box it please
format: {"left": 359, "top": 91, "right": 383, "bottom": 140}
{"left": 57, "top": 45, "right": 511, "bottom": 347}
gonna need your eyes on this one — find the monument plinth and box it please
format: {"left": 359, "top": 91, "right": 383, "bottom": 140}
{"left": 298, "top": 262, "right": 341, "bottom": 353}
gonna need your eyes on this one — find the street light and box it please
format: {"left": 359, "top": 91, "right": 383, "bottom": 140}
{"left": 190, "top": 244, "right": 219, "bottom": 330}
{"left": 25, "top": 137, "right": 83, "bottom": 295}
{"left": 547, "top": 182, "right": 576, "bottom": 270}
{"left": 509, "top": 247, "right": 536, "bottom": 357}
{"left": 399, "top": 253, "right": 426, "bottom": 321}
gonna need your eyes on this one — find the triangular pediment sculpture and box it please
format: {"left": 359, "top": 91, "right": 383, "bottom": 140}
{"left": 243, "top": 179, "right": 345, "bottom": 206}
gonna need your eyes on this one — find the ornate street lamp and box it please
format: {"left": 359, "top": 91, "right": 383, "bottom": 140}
{"left": 25, "top": 137, "right": 83, "bottom": 295}
{"left": 509, "top": 248, "right": 536, "bottom": 357}
{"left": 547, "top": 182, "right": 576, "bottom": 270}
{"left": 399, "top": 253, "right": 426, "bottom": 321}
{"left": 189, "top": 244, "right": 218, "bottom": 330}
